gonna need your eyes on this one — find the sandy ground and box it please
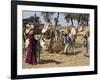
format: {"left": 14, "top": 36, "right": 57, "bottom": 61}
{"left": 22, "top": 27, "right": 90, "bottom": 69}
{"left": 22, "top": 48, "right": 89, "bottom": 69}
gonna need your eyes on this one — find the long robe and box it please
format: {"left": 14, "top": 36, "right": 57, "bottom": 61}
{"left": 25, "top": 33, "right": 37, "bottom": 64}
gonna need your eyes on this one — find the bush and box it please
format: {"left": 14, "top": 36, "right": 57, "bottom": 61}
{"left": 74, "top": 42, "right": 82, "bottom": 48}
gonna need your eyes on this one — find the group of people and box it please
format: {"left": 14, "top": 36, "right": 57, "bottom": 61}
{"left": 63, "top": 27, "right": 76, "bottom": 55}
{"left": 63, "top": 26, "right": 90, "bottom": 57}
{"left": 24, "top": 23, "right": 90, "bottom": 65}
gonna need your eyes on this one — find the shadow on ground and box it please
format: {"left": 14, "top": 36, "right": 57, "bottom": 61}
{"left": 66, "top": 50, "right": 82, "bottom": 56}
{"left": 39, "top": 59, "right": 62, "bottom": 64}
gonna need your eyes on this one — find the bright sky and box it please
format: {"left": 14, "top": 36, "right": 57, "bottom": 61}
{"left": 22, "top": 11, "right": 78, "bottom": 26}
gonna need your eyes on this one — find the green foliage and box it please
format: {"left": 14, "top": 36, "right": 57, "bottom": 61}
{"left": 74, "top": 42, "right": 82, "bottom": 48}
{"left": 64, "top": 13, "right": 89, "bottom": 26}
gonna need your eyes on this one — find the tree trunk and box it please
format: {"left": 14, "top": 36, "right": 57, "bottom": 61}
{"left": 54, "top": 13, "right": 59, "bottom": 29}
{"left": 77, "top": 19, "right": 80, "bottom": 25}
{"left": 86, "top": 20, "right": 89, "bottom": 26}
{"left": 71, "top": 18, "right": 73, "bottom": 26}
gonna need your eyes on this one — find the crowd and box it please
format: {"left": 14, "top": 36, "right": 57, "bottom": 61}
{"left": 24, "top": 23, "right": 90, "bottom": 65}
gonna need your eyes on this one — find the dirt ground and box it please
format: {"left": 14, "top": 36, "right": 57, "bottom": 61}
{"left": 22, "top": 27, "right": 90, "bottom": 69}
{"left": 22, "top": 48, "right": 89, "bottom": 69}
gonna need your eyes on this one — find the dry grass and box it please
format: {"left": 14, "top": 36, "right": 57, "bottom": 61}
{"left": 22, "top": 48, "right": 89, "bottom": 68}
{"left": 22, "top": 26, "right": 90, "bottom": 69}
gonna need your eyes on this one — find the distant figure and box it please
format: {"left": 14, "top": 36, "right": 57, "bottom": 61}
{"left": 64, "top": 33, "right": 70, "bottom": 55}
{"left": 67, "top": 29, "right": 74, "bottom": 53}
{"left": 87, "top": 35, "right": 90, "bottom": 55}
{"left": 82, "top": 32, "right": 90, "bottom": 57}
{"left": 70, "top": 26, "right": 77, "bottom": 45}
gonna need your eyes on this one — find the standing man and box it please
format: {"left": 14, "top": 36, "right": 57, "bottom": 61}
{"left": 64, "top": 33, "right": 70, "bottom": 55}
{"left": 82, "top": 31, "right": 90, "bottom": 57}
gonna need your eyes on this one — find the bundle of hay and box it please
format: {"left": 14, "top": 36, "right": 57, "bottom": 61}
{"left": 51, "top": 40, "right": 64, "bottom": 53}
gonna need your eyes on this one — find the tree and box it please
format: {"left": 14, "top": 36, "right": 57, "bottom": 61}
{"left": 64, "top": 13, "right": 76, "bottom": 26}
{"left": 64, "top": 13, "right": 89, "bottom": 26}
{"left": 77, "top": 14, "right": 89, "bottom": 26}
{"left": 34, "top": 12, "right": 40, "bottom": 23}
{"left": 54, "top": 12, "right": 60, "bottom": 26}
{"left": 41, "top": 12, "right": 54, "bottom": 23}
{"left": 83, "top": 14, "right": 89, "bottom": 26}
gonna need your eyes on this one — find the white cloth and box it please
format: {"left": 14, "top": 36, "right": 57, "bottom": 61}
{"left": 78, "top": 26, "right": 82, "bottom": 32}
{"left": 25, "top": 24, "right": 34, "bottom": 34}
{"left": 69, "top": 33, "right": 72, "bottom": 38}
{"left": 71, "top": 27, "right": 76, "bottom": 35}
{"left": 64, "top": 43, "right": 69, "bottom": 53}
{"left": 25, "top": 38, "right": 29, "bottom": 48}
{"left": 42, "top": 23, "right": 49, "bottom": 33}
{"left": 34, "top": 35, "right": 41, "bottom": 40}
{"left": 54, "top": 31, "right": 58, "bottom": 41}
{"left": 40, "top": 37, "right": 51, "bottom": 50}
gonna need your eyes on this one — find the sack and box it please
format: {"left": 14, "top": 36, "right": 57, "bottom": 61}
{"left": 52, "top": 40, "right": 64, "bottom": 53}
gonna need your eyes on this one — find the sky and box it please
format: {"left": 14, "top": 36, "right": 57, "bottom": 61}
{"left": 22, "top": 11, "right": 79, "bottom": 26}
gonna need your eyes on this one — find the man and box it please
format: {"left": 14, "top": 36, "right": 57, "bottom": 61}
{"left": 64, "top": 33, "right": 70, "bottom": 55}
{"left": 82, "top": 31, "right": 90, "bottom": 57}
